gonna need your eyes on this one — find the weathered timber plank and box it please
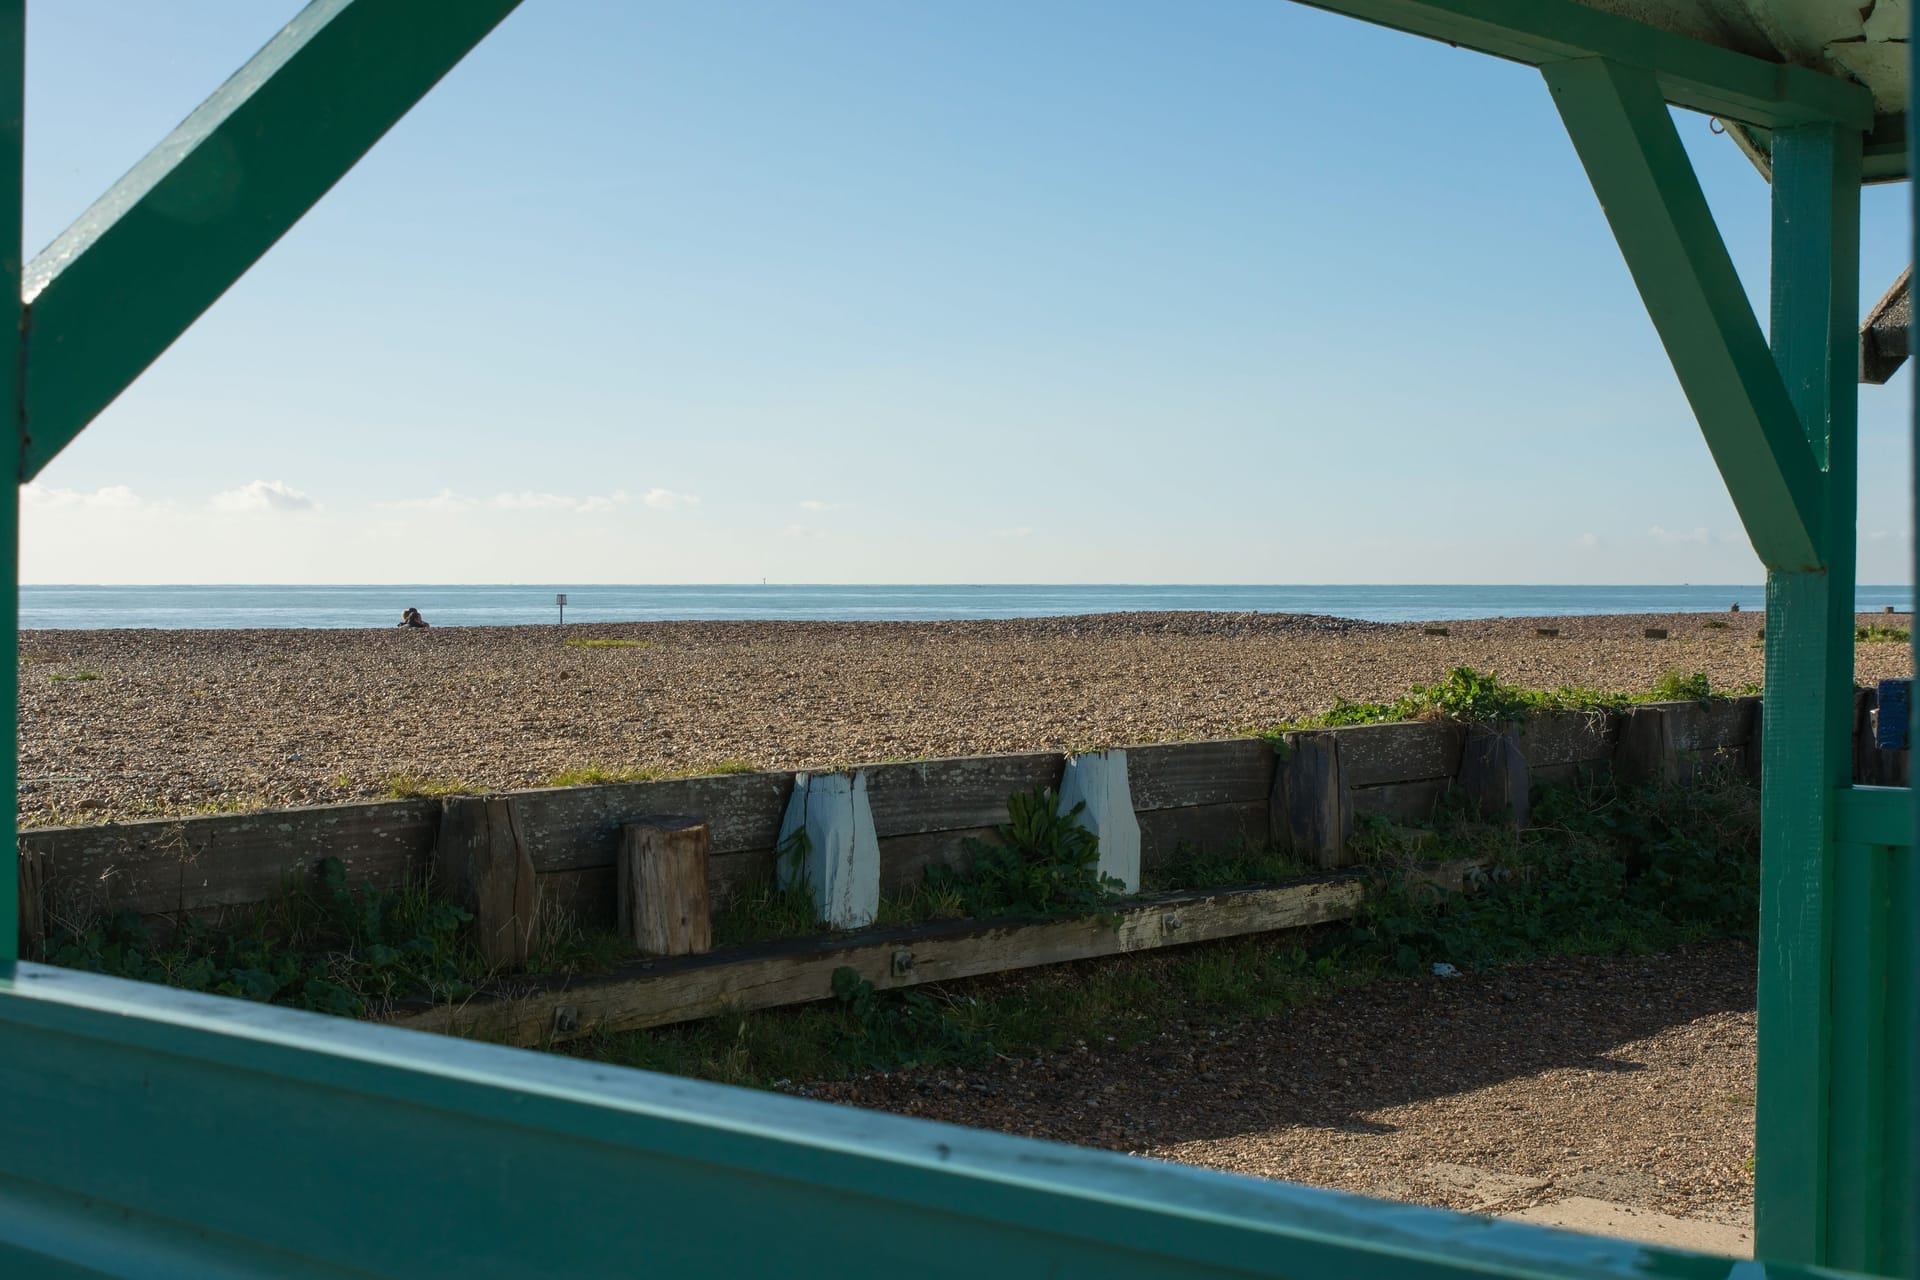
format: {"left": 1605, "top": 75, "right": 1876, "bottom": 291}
{"left": 1350, "top": 779, "right": 1448, "bottom": 823}
{"left": 1273, "top": 733, "right": 1352, "bottom": 869}
{"left": 19, "top": 799, "right": 439, "bottom": 917}
{"left": 17, "top": 846, "right": 47, "bottom": 958}
{"left": 436, "top": 796, "right": 539, "bottom": 968}
{"left": 391, "top": 876, "right": 1372, "bottom": 1046}
{"left": 540, "top": 846, "right": 774, "bottom": 931}
{"left": 1615, "top": 707, "right": 1679, "bottom": 786}
{"left": 1337, "top": 721, "right": 1462, "bottom": 787}
{"left": 1138, "top": 802, "right": 1270, "bottom": 869}
{"left": 1124, "top": 739, "right": 1274, "bottom": 810}
{"left": 1643, "top": 698, "right": 1754, "bottom": 752}
{"left": 1519, "top": 711, "right": 1617, "bottom": 767}
{"left": 874, "top": 826, "right": 997, "bottom": 894}
{"left": 511, "top": 772, "right": 792, "bottom": 872}
{"left": 1533, "top": 760, "right": 1612, "bottom": 789}
{"left": 1458, "top": 725, "right": 1529, "bottom": 827}
{"left": 861, "top": 753, "right": 1061, "bottom": 837}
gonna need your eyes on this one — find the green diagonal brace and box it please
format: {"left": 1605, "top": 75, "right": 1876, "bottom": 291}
{"left": 1294, "top": 0, "right": 1872, "bottom": 131}
{"left": 16, "top": 0, "right": 524, "bottom": 482}
{"left": 1545, "top": 57, "right": 1827, "bottom": 572}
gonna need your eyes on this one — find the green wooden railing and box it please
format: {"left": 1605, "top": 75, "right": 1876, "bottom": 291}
{"left": 0, "top": 2, "right": 1912, "bottom": 1275}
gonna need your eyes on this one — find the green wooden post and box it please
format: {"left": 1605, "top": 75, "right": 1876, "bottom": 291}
{"left": 1757, "top": 122, "right": 1861, "bottom": 1271}
{"left": 0, "top": 0, "right": 20, "bottom": 979}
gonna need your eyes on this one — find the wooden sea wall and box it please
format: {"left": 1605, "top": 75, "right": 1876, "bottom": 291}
{"left": 19, "top": 693, "right": 1890, "bottom": 938}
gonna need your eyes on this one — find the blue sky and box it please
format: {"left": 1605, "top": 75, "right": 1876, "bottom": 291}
{"left": 18, "top": 0, "right": 1913, "bottom": 585}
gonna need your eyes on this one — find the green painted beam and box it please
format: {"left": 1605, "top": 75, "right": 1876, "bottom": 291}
{"left": 1834, "top": 786, "right": 1914, "bottom": 848}
{"left": 0, "top": 0, "right": 19, "bottom": 978}
{"left": 1544, "top": 58, "right": 1827, "bottom": 571}
{"left": 1292, "top": 0, "right": 1873, "bottom": 131}
{"left": 1755, "top": 121, "right": 1862, "bottom": 1272}
{"left": 16, "top": 0, "right": 524, "bottom": 483}
{"left": 0, "top": 965, "right": 1887, "bottom": 1280}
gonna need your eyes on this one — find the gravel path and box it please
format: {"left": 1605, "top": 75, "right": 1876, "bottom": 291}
{"left": 798, "top": 942, "right": 1757, "bottom": 1226}
{"left": 17, "top": 610, "right": 1909, "bottom": 826}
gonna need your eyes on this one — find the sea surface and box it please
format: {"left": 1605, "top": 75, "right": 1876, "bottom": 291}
{"left": 16, "top": 583, "right": 1915, "bottom": 630}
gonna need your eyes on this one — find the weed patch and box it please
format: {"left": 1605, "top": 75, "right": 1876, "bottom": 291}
{"left": 562, "top": 638, "right": 655, "bottom": 649}
{"left": 545, "top": 759, "right": 758, "bottom": 788}
{"left": 48, "top": 669, "right": 100, "bottom": 683}
{"left": 1857, "top": 623, "right": 1910, "bottom": 644}
{"left": 46, "top": 859, "right": 480, "bottom": 1015}
{"left": 1264, "top": 666, "right": 1742, "bottom": 734}
{"left": 1143, "top": 842, "right": 1310, "bottom": 891}
{"left": 379, "top": 773, "right": 481, "bottom": 799}
{"left": 926, "top": 786, "right": 1121, "bottom": 918}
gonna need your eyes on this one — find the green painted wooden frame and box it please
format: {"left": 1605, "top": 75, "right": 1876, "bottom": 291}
{"left": 0, "top": 1, "right": 1912, "bottom": 1276}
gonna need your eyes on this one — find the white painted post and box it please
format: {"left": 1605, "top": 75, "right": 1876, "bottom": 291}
{"left": 1058, "top": 750, "right": 1140, "bottom": 893}
{"left": 775, "top": 770, "right": 880, "bottom": 929}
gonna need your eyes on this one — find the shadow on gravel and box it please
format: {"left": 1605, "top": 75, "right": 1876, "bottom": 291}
{"left": 799, "top": 942, "right": 1756, "bottom": 1153}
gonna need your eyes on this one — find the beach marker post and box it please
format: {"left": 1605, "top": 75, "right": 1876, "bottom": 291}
{"left": 555, "top": 592, "right": 567, "bottom": 625}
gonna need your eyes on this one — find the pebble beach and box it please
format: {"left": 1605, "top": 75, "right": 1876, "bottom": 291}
{"left": 18, "top": 610, "right": 1913, "bottom": 828}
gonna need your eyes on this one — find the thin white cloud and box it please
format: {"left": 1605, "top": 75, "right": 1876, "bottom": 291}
{"left": 798, "top": 499, "right": 846, "bottom": 512}
{"left": 1648, "top": 525, "right": 1709, "bottom": 544}
{"left": 781, "top": 524, "right": 828, "bottom": 540}
{"left": 384, "top": 489, "right": 478, "bottom": 513}
{"left": 211, "top": 479, "right": 315, "bottom": 513}
{"left": 1575, "top": 532, "right": 1599, "bottom": 548}
{"left": 494, "top": 489, "right": 629, "bottom": 514}
{"left": 992, "top": 526, "right": 1035, "bottom": 539}
{"left": 1865, "top": 529, "right": 1892, "bottom": 543}
{"left": 643, "top": 488, "right": 700, "bottom": 511}
{"left": 22, "top": 483, "right": 141, "bottom": 509}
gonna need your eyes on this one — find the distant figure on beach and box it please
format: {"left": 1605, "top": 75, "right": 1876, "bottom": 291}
{"left": 399, "top": 607, "right": 430, "bottom": 629}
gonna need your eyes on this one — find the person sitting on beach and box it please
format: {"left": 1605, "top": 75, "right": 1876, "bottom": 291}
{"left": 399, "top": 607, "right": 431, "bottom": 629}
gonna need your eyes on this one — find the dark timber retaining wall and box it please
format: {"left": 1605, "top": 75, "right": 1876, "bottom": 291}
{"left": 15, "top": 692, "right": 1908, "bottom": 936}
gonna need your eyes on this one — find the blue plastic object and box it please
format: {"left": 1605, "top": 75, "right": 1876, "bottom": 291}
{"left": 1875, "top": 679, "right": 1910, "bottom": 751}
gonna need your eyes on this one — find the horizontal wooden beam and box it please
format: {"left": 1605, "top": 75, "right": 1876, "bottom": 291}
{"left": 18, "top": 0, "right": 524, "bottom": 481}
{"left": 8, "top": 963, "right": 1834, "bottom": 1280}
{"left": 1836, "top": 785, "right": 1915, "bottom": 849}
{"left": 1546, "top": 57, "right": 1828, "bottom": 570}
{"left": 393, "top": 867, "right": 1480, "bottom": 1047}
{"left": 1291, "top": 0, "right": 1873, "bottom": 131}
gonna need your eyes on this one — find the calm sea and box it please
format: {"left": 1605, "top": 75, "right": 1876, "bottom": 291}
{"left": 15, "top": 584, "right": 1915, "bottom": 630}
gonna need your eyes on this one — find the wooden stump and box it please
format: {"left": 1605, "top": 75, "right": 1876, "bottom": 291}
{"left": 1457, "top": 722, "right": 1529, "bottom": 827}
{"left": 618, "top": 818, "right": 712, "bottom": 956}
{"left": 435, "top": 795, "right": 539, "bottom": 969}
{"left": 1614, "top": 706, "right": 1678, "bottom": 786}
{"left": 16, "top": 845, "right": 45, "bottom": 959}
{"left": 1272, "top": 732, "right": 1351, "bottom": 868}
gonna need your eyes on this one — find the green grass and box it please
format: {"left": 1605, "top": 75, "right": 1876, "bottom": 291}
{"left": 562, "top": 638, "right": 655, "bottom": 649}
{"left": 1856, "top": 623, "right": 1911, "bottom": 644}
{"left": 1142, "top": 841, "right": 1311, "bottom": 891}
{"left": 47, "top": 669, "right": 100, "bottom": 683}
{"left": 45, "top": 859, "right": 483, "bottom": 1015}
{"left": 711, "top": 876, "right": 971, "bottom": 947}
{"left": 378, "top": 773, "right": 481, "bottom": 799}
{"left": 1701, "top": 618, "right": 1731, "bottom": 630}
{"left": 545, "top": 759, "right": 758, "bottom": 788}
